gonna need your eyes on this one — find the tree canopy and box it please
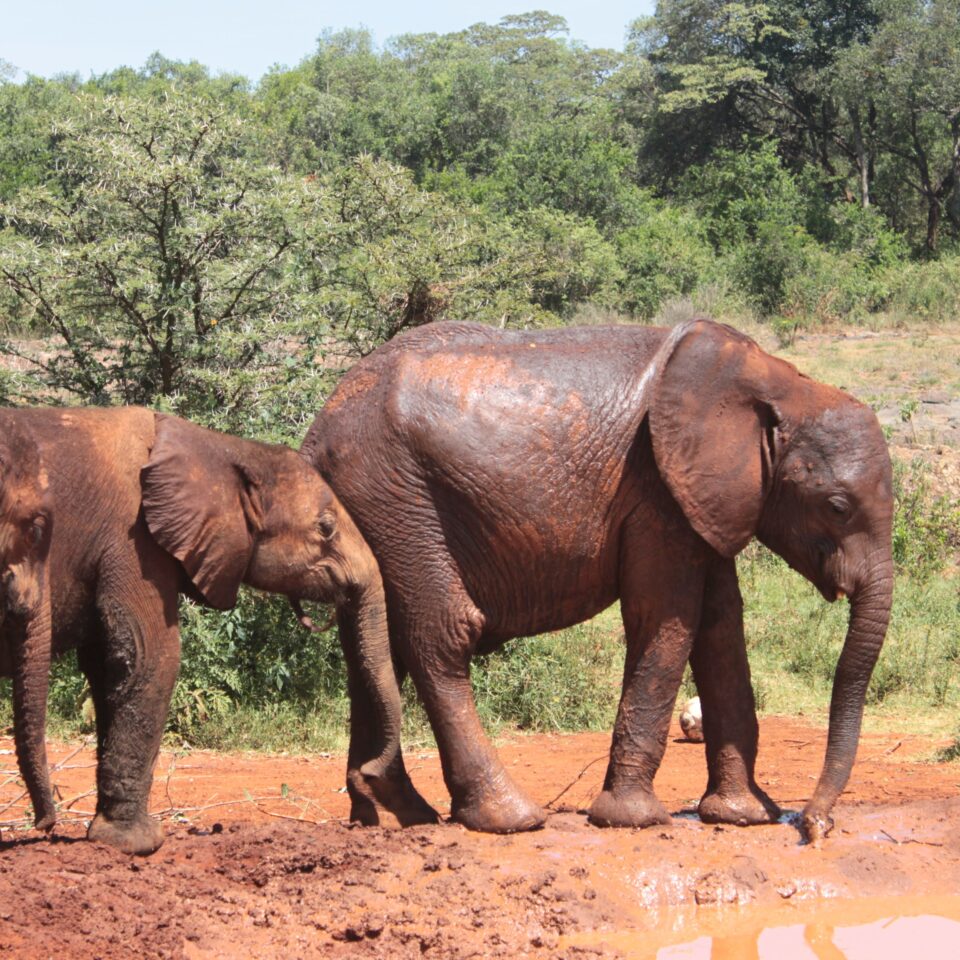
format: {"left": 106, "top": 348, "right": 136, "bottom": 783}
{"left": 1, "top": 4, "right": 959, "bottom": 433}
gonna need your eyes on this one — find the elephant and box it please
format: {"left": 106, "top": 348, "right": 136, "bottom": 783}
{"left": 0, "top": 406, "right": 432, "bottom": 854}
{"left": 0, "top": 412, "right": 56, "bottom": 834}
{"left": 301, "top": 317, "right": 894, "bottom": 842}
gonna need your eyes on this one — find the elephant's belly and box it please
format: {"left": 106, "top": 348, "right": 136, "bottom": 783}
{"left": 463, "top": 539, "right": 622, "bottom": 643}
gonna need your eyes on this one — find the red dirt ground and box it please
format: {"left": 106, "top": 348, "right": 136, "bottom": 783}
{"left": 2, "top": 717, "right": 959, "bottom": 958}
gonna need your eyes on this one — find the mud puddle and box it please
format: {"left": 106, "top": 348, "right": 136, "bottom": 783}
{"left": 568, "top": 896, "right": 960, "bottom": 958}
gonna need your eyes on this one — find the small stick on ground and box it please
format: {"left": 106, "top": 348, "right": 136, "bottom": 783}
{"left": 880, "top": 828, "right": 944, "bottom": 847}
{"left": 545, "top": 755, "right": 607, "bottom": 810}
{"left": 865, "top": 740, "right": 904, "bottom": 762}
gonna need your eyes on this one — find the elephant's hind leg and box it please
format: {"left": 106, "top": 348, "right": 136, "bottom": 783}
{"left": 692, "top": 559, "right": 780, "bottom": 826}
{"left": 82, "top": 588, "right": 179, "bottom": 855}
{"left": 399, "top": 589, "right": 545, "bottom": 834}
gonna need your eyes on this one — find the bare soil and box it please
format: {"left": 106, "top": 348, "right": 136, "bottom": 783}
{"left": 2, "top": 717, "right": 959, "bottom": 958}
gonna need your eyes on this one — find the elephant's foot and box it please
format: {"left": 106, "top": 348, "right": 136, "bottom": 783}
{"left": 699, "top": 785, "right": 780, "bottom": 826}
{"left": 88, "top": 812, "right": 164, "bottom": 856}
{"left": 588, "top": 788, "right": 671, "bottom": 829}
{"left": 451, "top": 775, "right": 546, "bottom": 834}
{"left": 348, "top": 767, "right": 440, "bottom": 828}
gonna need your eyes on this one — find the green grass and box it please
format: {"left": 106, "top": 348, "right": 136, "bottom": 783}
{"left": 777, "top": 328, "right": 960, "bottom": 408}
{"left": 740, "top": 547, "right": 960, "bottom": 731}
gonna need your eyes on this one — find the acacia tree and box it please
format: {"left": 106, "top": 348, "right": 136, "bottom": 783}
{"left": 0, "top": 91, "right": 612, "bottom": 426}
{"left": 0, "top": 91, "right": 316, "bottom": 410}
{"left": 301, "top": 155, "right": 621, "bottom": 357}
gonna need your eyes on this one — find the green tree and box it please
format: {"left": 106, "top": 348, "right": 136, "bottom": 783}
{"left": 0, "top": 91, "right": 316, "bottom": 416}
{"left": 629, "top": 0, "right": 886, "bottom": 195}
{"left": 847, "top": 0, "right": 960, "bottom": 251}
{"left": 300, "top": 156, "right": 618, "bottom": 356}
{"left": 0, "top": 76, "right": 78, "bottom": 200}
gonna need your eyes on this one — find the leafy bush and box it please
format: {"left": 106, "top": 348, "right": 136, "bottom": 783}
{"left": 472, "top": 617, "right": 623, "bottom": 733}
{"left": 891, "top": 457, "right": 959, "bottom": 579}
{"left": 884, "top": 256, "right": 960, "bottom": 324}
{"left": 732, "top": 220, "right": 816, "bottom": 317}
{"left": 815, "top": 201, "right": 908, "bottom": 269}
{"left": 617, "top": 202, "right": 717, "bottom": 318}
{"left": 680, "top": 141, "right": 808, "bottom": 252}
{"left": 739, "top": 547, "right": 960, "bottom": 712}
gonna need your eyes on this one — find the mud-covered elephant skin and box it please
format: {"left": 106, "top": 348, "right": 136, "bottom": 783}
{"left": 302, "top": 318, "right": 894, "bottom": 842}
{"left": 0, "top": 407, "right": 431, "bottom": 855}
{"left": 0, "top": 412, "right": 56, "bottom": 835}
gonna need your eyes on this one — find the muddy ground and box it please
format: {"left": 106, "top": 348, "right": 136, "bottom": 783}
{"left": 1, "top": 717, "right": 959, "bottom": 958}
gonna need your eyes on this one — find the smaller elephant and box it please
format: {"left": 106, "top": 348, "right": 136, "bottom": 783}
{"left": 0, "top": 407, "right": 430, "bottom": 854}
{"left": 0, "top": 412, "right": 56, "bottom": 834}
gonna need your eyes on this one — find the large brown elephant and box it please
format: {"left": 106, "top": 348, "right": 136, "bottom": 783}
{"left": 0, "top": 412, "right": 56, "bottom": 834}
{"left": 0, "top": 407, "right": 431, "bottom": 854}
{"left": 302, "top": 318, "right": 894, "bottom": 842}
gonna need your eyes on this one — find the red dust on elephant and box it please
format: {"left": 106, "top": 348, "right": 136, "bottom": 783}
{"left": 0, "top": 407, "right": 429, "bottom": 854}
{"left": 302, "top": 318, "right": 893, "bottom": 843}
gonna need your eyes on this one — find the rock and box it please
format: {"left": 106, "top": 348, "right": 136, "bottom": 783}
{"left": 679, "top": 696, "right": 703, "bottom": 742}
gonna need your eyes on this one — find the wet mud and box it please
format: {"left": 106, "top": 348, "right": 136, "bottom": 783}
{"left": 1, "top": 717, "right": 959, "bottom": 958}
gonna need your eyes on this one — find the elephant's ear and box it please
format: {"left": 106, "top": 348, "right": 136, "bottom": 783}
{"left": 649, "top": 319, "right": 780, "bottom": 558}
{"left": 141, "top": 414, "right": 263, "bottom": 610}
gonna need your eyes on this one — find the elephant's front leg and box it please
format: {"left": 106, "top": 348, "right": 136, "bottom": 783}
{"left": 399, "top": 589, "right": 546, "bottom": 834}
{"left": 693, "top": 558, "right": 780, "bottom": 826}
{"left": 81, "top": 592, "right": 179, "bottom": 855}
{"left": 589, "top": 514, "right": 705, "bottom": 828}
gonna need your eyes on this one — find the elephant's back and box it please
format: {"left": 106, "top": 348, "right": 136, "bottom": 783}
{"left": 305, "top": 322, "right": 669, "bottom": 461}
{"left": 14, "top": 406, "right": 155, "bottom": 503}
{"left": 306, "top": 322, "right": 672, "bottom": 638}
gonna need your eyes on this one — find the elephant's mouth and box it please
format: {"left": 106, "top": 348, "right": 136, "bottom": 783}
{"left": 288, "top": 596, "right": 337, "bottom": 634}
{"left": 815, "top": 581, "right": 841, "bottom": 603}
{"left": 814, "top": 565, "right": 856, "bottom": 604}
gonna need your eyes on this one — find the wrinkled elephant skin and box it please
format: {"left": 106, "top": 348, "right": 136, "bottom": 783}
{"left": 303, "top": 319, "right": 893, "bottom": 839}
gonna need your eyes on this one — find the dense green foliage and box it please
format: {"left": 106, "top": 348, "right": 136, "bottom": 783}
{"left": 1, "top": 8, "right": 959, "bottom": 750}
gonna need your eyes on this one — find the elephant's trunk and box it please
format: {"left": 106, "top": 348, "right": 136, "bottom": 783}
{"left": 11, "top": 583, "right": 57, "bottom": 831}
{"left": 338, "top": 565, "right": 403, "bottom": 785}
{"left": 801, "top": 555, "right": 893, "bottom": 841}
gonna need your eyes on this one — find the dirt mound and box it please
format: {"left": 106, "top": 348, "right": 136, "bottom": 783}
{"left": 2, "top": 719, "right": 960, "bottom": 957}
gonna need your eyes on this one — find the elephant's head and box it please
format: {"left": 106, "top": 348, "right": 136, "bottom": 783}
{"left": 0, "top": 412, "right": 56, "bottom": 832}
{"left": 140, "top": 414, "right": 400, "bottom": 781}
{"left": 649, "top": 319, "right": 893, "bottom": 840}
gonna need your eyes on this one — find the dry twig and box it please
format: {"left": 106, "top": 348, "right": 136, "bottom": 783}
{"left": 545, "top": 755, "right": 607, "bottom": 810}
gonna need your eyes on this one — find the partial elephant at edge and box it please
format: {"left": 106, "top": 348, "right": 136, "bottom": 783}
{"left": 0, "top": 407, "right": 425, "bottom": 854}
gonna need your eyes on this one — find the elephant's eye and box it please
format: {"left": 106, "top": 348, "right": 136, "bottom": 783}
{"left": 828, "top": 496, "right": 850, "bottom": 518}
{"left": 316, "top": 514, "right": 336, "bottom": 539}
{"left": 28, "top": 514, "right": 48, "bottom": 545}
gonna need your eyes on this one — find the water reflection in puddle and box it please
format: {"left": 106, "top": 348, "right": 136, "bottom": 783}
{"left": 566, "top": 896, "right": 960, "bottom": 959}
{"left": 660, "top": 914, "right": 960, "bottom": 959}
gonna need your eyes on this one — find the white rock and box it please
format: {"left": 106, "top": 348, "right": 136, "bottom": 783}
{"left": 679, "top": 696, "right": 703, "bottom": 742}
